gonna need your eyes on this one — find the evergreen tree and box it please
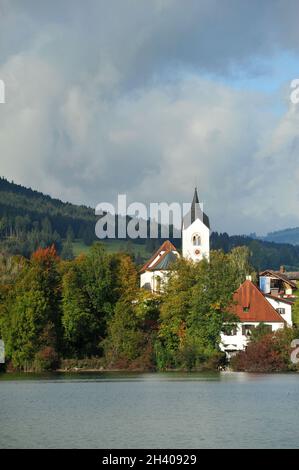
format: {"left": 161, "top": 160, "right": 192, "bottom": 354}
{"left": 61, "top": 239, "right": 74, "bottom": 260}
{"left": 61, "top": 244, "right": 116, "bottom": 357}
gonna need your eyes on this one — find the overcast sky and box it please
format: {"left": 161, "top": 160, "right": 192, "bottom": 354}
{"left": 1, "top": 0, "right": 299, "bottom": 235}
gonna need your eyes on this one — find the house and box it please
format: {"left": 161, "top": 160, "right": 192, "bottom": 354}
{"left": 140, "top": 240, "right": 179, "bottom": 292}
{"left": 220, "top": 280, "right": 293, "bottom": 359}
{"left": 259, "top": 269, "right": 297, "bottom": 298}
{"left": 140, "top": 188, "right": 210, "bottom": 292}
{"left": 269, "top": 265, "right": 299, "bottom": 285}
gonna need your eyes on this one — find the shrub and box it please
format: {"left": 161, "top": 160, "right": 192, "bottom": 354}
{"left": 231, "top": 328, "right": 296, "bottom": 372}
{"left": 33, "top": 347, "right": 60, "bottom": 371}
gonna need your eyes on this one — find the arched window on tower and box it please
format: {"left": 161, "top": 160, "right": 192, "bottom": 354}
{"left": 192, "top": 234, "right": 201, "bottom": 246}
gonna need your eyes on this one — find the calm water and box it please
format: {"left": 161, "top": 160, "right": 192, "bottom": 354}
{"left": 0, "top": 371, "right": 299, "bottom": 448}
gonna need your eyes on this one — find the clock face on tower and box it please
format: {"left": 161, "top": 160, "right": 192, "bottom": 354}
{"left": 194, "top": 249, "right": 200, "bottom": 256}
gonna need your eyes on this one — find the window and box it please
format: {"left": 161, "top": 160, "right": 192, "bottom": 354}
{"left": 224, "top": 327, "right": 237, "bottom": 336}
{"left": 276, "top": 308, "right": 286, "bottom": 315}
{"left": 243, "top": 306, "right": 250, "bottom": 312}
{"left": 242, "top": 324, "right": 255, "bottom": 337}
{"left": 192, "top": 234, "right": 201, "bottom": 246}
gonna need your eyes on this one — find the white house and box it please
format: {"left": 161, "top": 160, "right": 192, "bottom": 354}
{"left": 220, "top": 280, "right": 292, "bottom": 359}
{"left": 140, "top": 240, "right": 179, "bottom": 292}
{"left": 263, "top": 294, "right": 293, "bottom": 327}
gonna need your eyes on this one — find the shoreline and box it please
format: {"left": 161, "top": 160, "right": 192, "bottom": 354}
{"left": 1, "top": 366, "right": 298, "bottom": 375}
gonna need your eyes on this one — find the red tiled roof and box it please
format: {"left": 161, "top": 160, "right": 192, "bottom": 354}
{"left": 139, "top": 240, "right": 178, "bottom": 273}
{"left": 231, "top": 280, "right": 285, "bottom": 323}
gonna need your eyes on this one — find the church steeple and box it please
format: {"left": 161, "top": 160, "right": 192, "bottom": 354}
{"left": 182, "top": 187, "right": 210, "bottom": 262}
{"left": 191, "top": 187, "right": 200, "bottom": 224}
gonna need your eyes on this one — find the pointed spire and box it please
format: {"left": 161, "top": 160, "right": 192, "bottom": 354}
{"left": 191, "top": 187, "right": 200, "bottom": 223}
{"left": 192, "top": 187, "right": 199, "bottom": 206}
{"left": 182, "top": 187, "right": 210, "bottom": 229}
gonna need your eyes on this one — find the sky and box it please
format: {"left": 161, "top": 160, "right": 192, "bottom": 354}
{"left": 1, "top": 0, "right": 299, "bottom": 235}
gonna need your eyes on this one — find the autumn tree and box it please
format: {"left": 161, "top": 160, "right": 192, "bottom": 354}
{"left": 231, "top": 328, "right": 297, "bottom": 372}
{"left": 103, "top": 255, "right": 159, "bottom": 369}
{"left": 1, "top": 246, "right": 62, "bottom": 370}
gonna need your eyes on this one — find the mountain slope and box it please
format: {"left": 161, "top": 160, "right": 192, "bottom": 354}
{"left": 263, "top": 227, "right": 299, "bottom": 245}
{"left": 1, "top": 177, "right": 299, "bottom": 270}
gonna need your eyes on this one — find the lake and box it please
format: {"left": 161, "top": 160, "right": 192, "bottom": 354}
{"left": 0, "top": 371, "right": 299, "bottom": 448}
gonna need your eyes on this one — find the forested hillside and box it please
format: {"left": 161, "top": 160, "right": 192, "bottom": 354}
{"left": 0, "top": 177, "right": 96, "bottom": 254}
{"left": 211, "top": 232, "right": 299, "bottom": 271}
{"left": 1, "top": 177, "right": 299, "bottom": 270}
{"left": 262, "top": 227, "right": 299, "bottom": 245}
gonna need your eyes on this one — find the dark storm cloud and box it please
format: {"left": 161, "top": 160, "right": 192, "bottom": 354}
{"left": 1, "top": 0, "right": 299, "bottom": 234}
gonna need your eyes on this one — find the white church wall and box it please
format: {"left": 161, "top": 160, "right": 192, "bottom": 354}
{"left": 140, "top": 270, "right": 171, "bottom": 292}
{"left": 182, "top": 218, "right": 210, "bottom": 262}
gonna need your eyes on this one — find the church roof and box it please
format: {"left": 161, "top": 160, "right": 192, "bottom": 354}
{"left": 139, "top": 240, "right": 179, "bottom": 273}
{"left": 149, "top": 250, "right": 178, "bottom": 271}
{"left": 183, "top": 187, "right": 210, "bottom": 229}
{"left": 230, "top": 280, "right": 286, "bottom": 323}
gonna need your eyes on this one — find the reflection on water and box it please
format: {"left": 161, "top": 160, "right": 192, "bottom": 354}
{"left": 1, "top": 371, "right": 299, "bottom": 448}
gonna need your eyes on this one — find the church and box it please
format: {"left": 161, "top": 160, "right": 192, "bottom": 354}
{"left": 140, "top": 188, "right": 210, "bottom": 292}
{"left": 140, "top": 190, "right": 294, "bottom": 359}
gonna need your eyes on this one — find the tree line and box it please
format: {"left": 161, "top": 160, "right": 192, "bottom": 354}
{"left": 0, "top": 244, "right": 252, "bottom": 371}
{"left": 1, "top": 243, "right": 298, "bottom": 373}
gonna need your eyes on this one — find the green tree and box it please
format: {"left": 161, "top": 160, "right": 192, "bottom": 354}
{"left": 227, "top": 246, "right": 256, "bottom": 286}
{"left": 61, "top": 243, "right": 117, "bottom": 357}
{"left": 157, "top": 258, "right": 198, "bottom": 369}
{"left": 250, "top": 322, "right": 273, "bottom": 342}
{"left": 1, "top": 246, "right": 62, "bottom": 370}
{"left": 66, "top": 225, "right": 75, "bottom": 242}
{"left": 292, "top": 297, "right": 299, "bottom": 326}
{"left": 61, "top": 258, "right": 98, "bottom": 357}
{"left": 103, "top": 255, "right": 159, "bottom": 369}
{"left": 61, "top": 238, "right": 74, "bottom": 260}
{"left": 157, "top": 251, "right": 239, "bottom": 370}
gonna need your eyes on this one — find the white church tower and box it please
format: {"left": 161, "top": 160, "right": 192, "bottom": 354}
{"left": 182, "top": 188, "right": 210, "bottom": 262}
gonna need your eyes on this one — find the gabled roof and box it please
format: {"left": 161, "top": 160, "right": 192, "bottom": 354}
{"left": 259, "top": 270, "right": 297, "bottom": 289}
{"left": 285, "top": 271, "right": 299, "bottom": 281}
{"left": 139, "top": 240, "right": 179, "bottom": 273}
{"left": 183, "top": 187, "right": 210, "bottom": 229}
{"left": 149, "top": 250, "right": 178, "bottom": 271}
{"left": 231, "top": 280, "right": 285, "bottom": 323}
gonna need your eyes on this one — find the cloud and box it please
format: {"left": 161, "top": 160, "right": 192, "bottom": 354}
{"left": 0, "top": 1, "right": 299, "bottom": 234}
